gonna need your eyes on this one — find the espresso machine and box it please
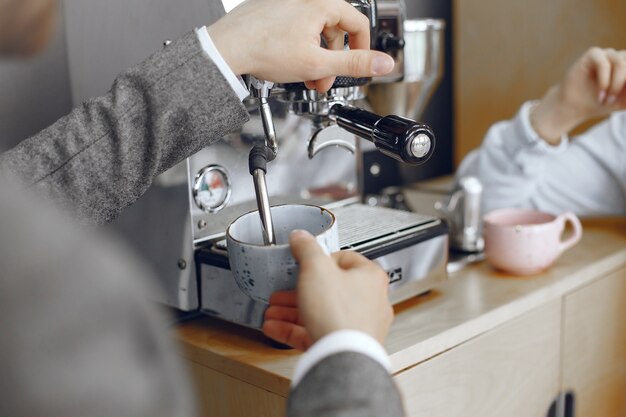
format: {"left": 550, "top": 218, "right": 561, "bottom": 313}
{"left": 164, "top": 0, "right": 449, "bottom": 328}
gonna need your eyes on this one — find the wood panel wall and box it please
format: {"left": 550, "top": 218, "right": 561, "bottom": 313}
{"left": 453, "top": 0, "right": 626, "bottom": 166}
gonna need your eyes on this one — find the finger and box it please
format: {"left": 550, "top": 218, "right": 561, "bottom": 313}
{"left": 317, "top": 48, "right": 395, "bottom": 78}
{"left": 620, "top": 50, "right": 626, "bottom": 99}
{"left": 264, "top": 305, "right": 300, "bottom": 324}
{"left": 331, "top": 250, "right": 372, "bottom": 270}
{"left": 268, "top": 290, "right": 298, "bottom": 307}
{"left": 323, "top": 26, "right": 347, "bottom": 52}
{"left": 262, "top": 320, "right": 313, "bottom": 351}
{"left": 315, "top": 76, "right": 337, "bottom": 93}
{"left": 304, "top": 80, "right": 316, "bottom": 90}
{"left": 323, "top": 0, "right": 371, "bottom": 51}
{"left": 606, "top": 49, "right": 626, "bottom": 104}
{"left": 587, "top": 47, "right": 612, "bottom": 102}
{"left": 289, "top": 230, "right": 329, "bottom": 270}
{"left": 619, "top": 52, "right": 626, "bottom": 106}
{"left": 317, "top": 26, "right": 346, "bottom": 93}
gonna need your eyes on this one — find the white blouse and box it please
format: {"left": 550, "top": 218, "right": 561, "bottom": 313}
{"left": 458, "top": 102, "right": 626, "bottom": 216}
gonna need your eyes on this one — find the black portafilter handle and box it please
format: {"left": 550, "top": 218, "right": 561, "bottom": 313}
{"left": 329, "top": 105, "right": 436, "bottom": 165}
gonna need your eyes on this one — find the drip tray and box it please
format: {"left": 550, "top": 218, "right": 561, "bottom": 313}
{"left": 333, "top": 204, "right": 441, "bottom": 251}
{"left": 209, "top": 204, "right": 443, "bottom": 258}
{"left": 334, "top": 204, "right": 439, "bottom": 250}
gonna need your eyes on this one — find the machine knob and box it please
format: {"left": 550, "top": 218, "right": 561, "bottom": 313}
{"left": 377, "top": 31, "right": 405, "bottom": 53}
{"left": 330, "top": 105, "right": 436, "bottom": 165}
{"left": 408, "top": 133, "right": 432, "bottom": 158}
{"left": 374, "top": 114, "right": 435, "bottom": 165}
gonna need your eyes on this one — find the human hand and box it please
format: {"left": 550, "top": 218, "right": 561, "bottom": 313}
{"left": 262, "top": 230, "right": 393, "bottom": 351}
{"left": 207, "top": 0, "right": 395, "bottom": 93}
{"left": 532, "top": 48, "right": 626, "bottom": 144}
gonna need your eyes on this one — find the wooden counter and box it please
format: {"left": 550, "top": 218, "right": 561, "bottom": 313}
{"left": 177, "top": 219, "right": 626, "bottom": 417}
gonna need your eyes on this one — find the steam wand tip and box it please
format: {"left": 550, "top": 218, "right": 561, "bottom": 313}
{"left": 249, "top": 145, "right": 276, "bottom": 246}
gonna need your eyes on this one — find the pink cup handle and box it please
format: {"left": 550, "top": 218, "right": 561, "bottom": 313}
{"left": 557, "top": 212, "right": 583, "bottom": 254}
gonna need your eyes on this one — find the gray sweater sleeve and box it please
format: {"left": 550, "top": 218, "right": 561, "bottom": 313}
{"left": 287, "top": 352, "right": 405, "bottom": 417}
{"left": 0, "top": 31, "right": 249, "bottom": 224}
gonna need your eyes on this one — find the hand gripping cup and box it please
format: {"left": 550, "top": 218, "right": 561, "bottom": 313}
{"left": 226, "top": 204, "right": 340, "bottom": 303}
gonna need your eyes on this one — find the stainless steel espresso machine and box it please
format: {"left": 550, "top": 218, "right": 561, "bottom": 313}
{"left": 175, "top": 0, "right": 449, "bottom": 328}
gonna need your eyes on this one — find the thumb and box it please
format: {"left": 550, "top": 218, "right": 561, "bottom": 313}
{"left": 289, "top": 230, "right": 328, "bottom": 270}
{"left": 319, "top": 49, "right": 395, "bottom": 78}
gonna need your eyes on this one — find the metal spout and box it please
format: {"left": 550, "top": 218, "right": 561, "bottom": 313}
{"left": 248, "top": 145, "right": 276, "bottom": 246}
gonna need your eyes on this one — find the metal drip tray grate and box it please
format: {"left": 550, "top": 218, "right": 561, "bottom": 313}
{"left": 210, "top": 204, "right": 440, "bottom": 255}
{"left": 333, "top": 204, "right": 438, "bottom": 250}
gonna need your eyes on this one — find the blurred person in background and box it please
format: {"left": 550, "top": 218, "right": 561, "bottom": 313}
{"left": 459, "top": 48, "right": 626, "bottom": 215}
{"left": 0, "top": 0, "right": 404, "bottom": 416}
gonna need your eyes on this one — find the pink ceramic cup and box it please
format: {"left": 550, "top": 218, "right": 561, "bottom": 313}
{"left": 483, "top": 208, "right": 583, "bottom": 275}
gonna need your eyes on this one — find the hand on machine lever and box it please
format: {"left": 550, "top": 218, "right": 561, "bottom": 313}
{"left": 238, "top": 3, "right": 434, "bottom": 252}
{"left": 207, "top": 0, "right": 395, "bottom": 92}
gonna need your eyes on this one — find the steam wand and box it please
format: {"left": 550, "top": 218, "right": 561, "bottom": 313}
{"left": 246, "top": 75, "right": 278, "bottom": 245}
{"left": 249, "top": 145, "right": 276, "bottom": 245}
{"left": 248, "top": 76, "right": 278, "bottom": 157}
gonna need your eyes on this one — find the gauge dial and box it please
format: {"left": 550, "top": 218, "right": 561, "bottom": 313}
{"left": 193, "top": 165, "right": 232, "bottom": 213}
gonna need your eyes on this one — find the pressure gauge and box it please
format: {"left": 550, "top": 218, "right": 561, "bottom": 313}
{"left": 192, "top": 165, "right": 232, "bottom": 213}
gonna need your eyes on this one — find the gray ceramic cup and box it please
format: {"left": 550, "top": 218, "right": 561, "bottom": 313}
{"left": 226, "top": 204, "right": 340, "bottom": 303}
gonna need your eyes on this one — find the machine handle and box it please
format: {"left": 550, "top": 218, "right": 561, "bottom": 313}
{"left": 330, "top": 105, "right": 436, "bottom": 165}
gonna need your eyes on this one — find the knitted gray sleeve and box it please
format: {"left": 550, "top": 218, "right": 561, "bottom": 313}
{"left": 0, "top": 31, "right": 249, "bottom": 224}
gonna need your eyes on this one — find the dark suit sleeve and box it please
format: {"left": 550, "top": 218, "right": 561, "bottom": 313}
{"left": 0, "top": 182, "right": 196, "bottom": 417}
{"left": 0, "top": 31, "right": 249, "bottom": 224}
{"left": 287, "top": 352, "right": 405, "bottom": 417}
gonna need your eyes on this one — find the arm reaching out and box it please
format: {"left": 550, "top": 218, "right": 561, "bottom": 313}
{"left": 531, "top": 47, "right": 626, "bottom": 144}
{"left": 458, "top": 48, "right": 626, "bottom": 215}
{"left": 0, "top": 33, "right": 249, "bottom": 224}
{"left": 2, "top": 0, "right": 396, "bottom": 224}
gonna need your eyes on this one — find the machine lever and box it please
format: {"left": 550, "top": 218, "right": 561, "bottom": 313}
{"left": 329, "top": 104, "right": 436, "bottom": 165}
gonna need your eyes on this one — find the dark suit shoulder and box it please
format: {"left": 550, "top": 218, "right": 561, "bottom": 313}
{"left": 287, "top": 351, "right": 405, "bottom": 417}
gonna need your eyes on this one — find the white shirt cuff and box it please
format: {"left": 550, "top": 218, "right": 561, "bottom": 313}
{"left": 519, "top": 101, "right": 569, "bottom": 153}
{"left": 291, "top": 330, "right": 392, "bottom": 388}
{"left": 195, "top": 27, "right": 249, "bottom": 101}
